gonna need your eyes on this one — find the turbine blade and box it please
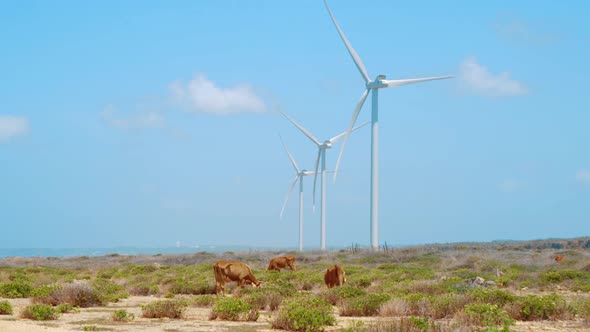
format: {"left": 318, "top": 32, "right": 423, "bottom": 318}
{"left": 279, "top": 134, "right": 300, "bottom": 173}
{"left": 334, "top": 89, "right": 369, "bottom": 181}
{"left": 312, "top": 149, "right": 322, "bottom": 210}
{"left": 329, "top": 120, "right": 370, "bottom": 144}
{"left": 280, "top": 175, "right": 300, "bottom": 220}
{"left": 279, "top": 110, "right": 321, "bottom": 146}
{"left": 323, "top": 0, "right": 370, "bottom": 84}
{"left": 383, "top": 76, "right": 453, "bottom": 87}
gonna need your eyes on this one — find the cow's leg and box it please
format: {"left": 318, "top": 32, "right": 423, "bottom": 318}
{"left": 288, "top": 262, "right": 295, "bottom": 271}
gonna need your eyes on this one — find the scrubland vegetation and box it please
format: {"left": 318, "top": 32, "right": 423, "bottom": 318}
{"left": 0, "top": 237, "right": 589, "bottom": 331}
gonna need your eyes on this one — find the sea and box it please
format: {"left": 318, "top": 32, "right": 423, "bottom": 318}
{"left": 0, "top": 246, "right": 299, "bottom": 258}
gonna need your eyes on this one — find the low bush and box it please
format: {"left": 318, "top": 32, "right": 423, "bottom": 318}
{"left": 468, "top": 288, "right": 515, "bottom": 307}
{"left": 21, "top": 304, "right": 60, "bottom": 320}
{"left": 142, "top": 300, "right": 188, "bottom": 319}
{"left": 340, "top": 293, "right": 391, "bottom": 316}
{"left": 349, "top": 316, "right": 457, "bottom": 332}
{"left": 320, "top": 285, "right": 366, "bottom": 305}
{"left": 112, "top": 309, "right": 135, "bottom": 322}
{"left": 541, "top": 270, "right": 588, "bottom": 284}
{"left": 456, "top": 303, "right": 514, "bottom": 328}
{"left": 573, "top": 298, "right": 590, "bottom": 322}
{"left": 506, "top": 294, "right": 570, "bottom": 321}
{"left": 34, "top": 282, "right": 101, "bottom": 307}
{"left": 170, "top": 280, "right": 215, "bottom": 295}
{"left": 129, "top": 283, "right": 159, "bottom": 296}
{"left": 92, "top": 279, "right": 128, "bottom": 304}
{"left": 0, "top": 282, "right": 33, "bottom": 298}
{"left": 0, "top": 300, "right": 13, "bottom": 315}
{"left": 56, "top": 304, "right": 79, "bottom": 313}
{"left": 192, "top": 294, "right": 216, "bottom": 307}
{"left": 210, "top": 297, "right": 258, "bottom": 321}
{"left": 272, "top": 295, "right": 335, "bottom": 332}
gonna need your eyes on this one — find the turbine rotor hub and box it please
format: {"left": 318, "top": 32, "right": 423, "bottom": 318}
{"left": 366, "top": 74, "right": 387, "bottom": 89}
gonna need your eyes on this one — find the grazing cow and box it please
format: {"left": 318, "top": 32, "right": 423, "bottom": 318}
{"left": 324, "top": 264, "right": 346, "bottom": 288}
{"left": 267, "top": 255, "right": 296, "bottom": 271}
{"left": 213, "top": 260, "right": 261, "bottom": 295}
{"left": 555, "top": 255, "right": 564, "bottom": 263}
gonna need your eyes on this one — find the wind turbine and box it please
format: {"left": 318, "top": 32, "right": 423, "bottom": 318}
{"left": 279, "top": 136, "right": 316, "bottom": 252}
{"left": 280, "top": 110, "right": 368, "bottom": 250}
{"left": 324, "top": 0, "right": 452, "bottom": 250}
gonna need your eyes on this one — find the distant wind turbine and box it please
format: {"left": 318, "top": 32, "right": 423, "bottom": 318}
{"left": 280, "top": 110, "right": 368, "bottom": 250}
{"left": 279, "top": 136, "right": 316, "bottom": 252}
{"left": 324, "top": 0, "right": 453, "bottom": 250}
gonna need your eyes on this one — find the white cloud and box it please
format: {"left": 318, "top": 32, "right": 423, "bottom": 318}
{"left": 498, "top": 179, "right": 522, "bottom": 193}
{"left": 576, "top": 170, "right": 590, "bottom": 186}
{"left": 459, "top": 57, "right": 528, "bottom": 97}
{"left": 171, "top": 74, "right": 266, "bottom": 115}
{"left": 0, "top": 115, "right": 29, "bottom": 143}
{"left": 101, "top": 105, "right": 165, "bottom": 130}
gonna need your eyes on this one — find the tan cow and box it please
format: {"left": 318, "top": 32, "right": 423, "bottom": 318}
{"left": 324, "top": 264, "right": 346, "bottom": 288}
{"left": 213, "top": 260, "right": 261, "bottom": 295}
{"left": 267, "top": 255, "right": 296, "bottom": 271}
{"left": 555, "top": 255, "right": 564, "bottom": 263}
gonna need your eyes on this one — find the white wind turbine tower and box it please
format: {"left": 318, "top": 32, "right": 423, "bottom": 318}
{"left": 280, "top": 110, "right": 368, "bottom": 250}
{"left": 279, "top": 136, "right": 316, "bottom": 252}
{"left": 324, "top": 0, "right": 452, "bottom": 250}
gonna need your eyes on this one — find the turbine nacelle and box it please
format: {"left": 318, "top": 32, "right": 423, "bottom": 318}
{"left": 366, "top": 75, "right": 387, "bottom": 89}
{"left": 321, "top": 141, "right": 333, "bottom": 149}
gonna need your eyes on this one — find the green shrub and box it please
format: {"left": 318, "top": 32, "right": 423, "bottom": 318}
{"left": 242, "top": 289, "right": 284, "bottom": 311}
{"left": 56, "top": 304, "right": 79, "bottom": 313}
{"left": 170, "top": 280, "right": 215, "bottom": 295}
{"left": 31, "top": 284, "right": 60, "bottom": 298}
{"left": 320, "top": 285, "right": 366, "bottom": 305}
{"left": 541, "top": 270, "right": 588, "bottom": 284}
{"left": 210, "top": 297, "right": 258, "bottom": 321}
{"left": 469, "top": 288, "right": 515, "bottom": 307}
{"left": 506, "top": 294, "right": 570, "bottom": 321}
{"left": 573, "top": 298, "right": 590, "bottom": 322}
{"left": 0, "top": 282, "right": 33, "bottom": 298}
{"left": 0, "top": 300, "right": 13, "bottom": 315}
{"left": 112, "top": 309, "right": 135, "bottom": 322}
{"left": 92, "top": 279, "right": 128, "bottom": 304}
{"left": 82, "top": 326, "right": 99, "bottom": 331}
{"left": 192, "top": 294, "right": 216, "bottom": 307}
{"left": 142, "top": 300, "right": 188, "bottom": 319}
{"left": 460, "top": 303, "right": 514, "bottom": 328}
{"left": 21, "top": 304, "right": 60, "bottom": 320}
{"left": 272, "top": 296, "right": 335, "bottom": 332}
{"left": 429, "top": 294, "right": 471, "bottom": 319}
{"left": 358, "top": 317, "right": 450, "bottom": 332}
{"left": 340, "top": 293, "right": 391, "bottom": 316}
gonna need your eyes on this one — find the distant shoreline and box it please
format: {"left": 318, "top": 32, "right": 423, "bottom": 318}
{"left": 1, "top": 236, "right": 588, "bottom": 259}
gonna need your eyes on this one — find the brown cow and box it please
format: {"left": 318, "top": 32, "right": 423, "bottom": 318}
{"left": 555, "top": 255, "right": 564, "bottom": 263}
{"left": 324, "top": 264, "right": 346, "bottom": 288}
{"left": 213, "top": 260, "right": 261, "bottom": 295}
{"left": 268, "top": 255, "right": 296, "bottom": 271}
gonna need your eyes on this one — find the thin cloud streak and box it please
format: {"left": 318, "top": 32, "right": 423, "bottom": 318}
{"left": 101, "top": 106, "right": 165, "bottom": 130}
{"left": 0, "top": 115, "right": 29, "bottom": 143}
{"left": 576, "top": 170, "right": 590, "bottom": 186}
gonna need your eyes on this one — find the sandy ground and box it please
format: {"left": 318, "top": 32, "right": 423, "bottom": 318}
{"left": 1, "top": 296, "right": 590, "bottom": 332}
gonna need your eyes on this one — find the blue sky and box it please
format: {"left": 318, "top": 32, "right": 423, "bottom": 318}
{"left": 1, "top": 1, "right": 589, "bottom": 249}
